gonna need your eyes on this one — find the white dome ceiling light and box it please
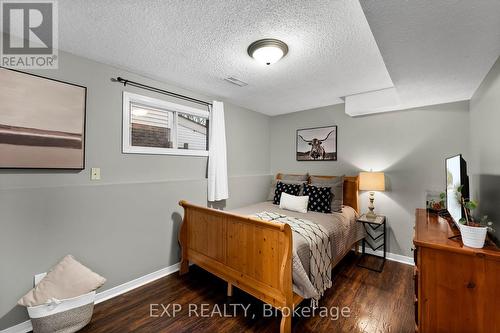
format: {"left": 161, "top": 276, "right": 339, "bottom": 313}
{"left": 247, "top": 39, "right": 288, "bottom": 65}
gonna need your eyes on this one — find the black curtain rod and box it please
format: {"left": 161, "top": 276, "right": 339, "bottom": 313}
{"left": 112, "top": 77, "right": 212, "bottom": 107}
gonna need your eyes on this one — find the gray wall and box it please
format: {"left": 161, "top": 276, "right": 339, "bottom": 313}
{"left": 0, "top": 52, "right": 271, "bottom": 329}
{"left": 270, "top": 101, "right": 470, "bottom": 257}
{"left": 470, "top": 56, "right": 500, "bottom": 244}
{"left": 1, "top": 48, "right": 494, "bottom": 331}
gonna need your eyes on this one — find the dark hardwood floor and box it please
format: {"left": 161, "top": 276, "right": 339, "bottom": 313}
{"left": 80, "top": 253, "right": 414, "bottom": 333}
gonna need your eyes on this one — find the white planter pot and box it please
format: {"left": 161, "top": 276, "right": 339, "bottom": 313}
{"left": 459, "top": 224, "right": 488, "bottom": 248}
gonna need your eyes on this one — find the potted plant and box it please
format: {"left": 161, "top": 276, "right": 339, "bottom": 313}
{"left": 426, "top": 191, "right": 446, "bottom": 213}
{"left": 455, "top": 185, "right": 494, "bottom": 248}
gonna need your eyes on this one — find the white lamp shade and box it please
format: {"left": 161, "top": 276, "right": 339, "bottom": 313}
{"left": 251, "top": 46, "right": 284, "bottom": 65}
{"left": 359, "top": 172, "right": 385, "bottom": 191}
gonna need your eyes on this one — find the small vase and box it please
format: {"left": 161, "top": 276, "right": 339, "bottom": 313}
{"left": 458, "top": 224, "right": 488, "bottom": 248}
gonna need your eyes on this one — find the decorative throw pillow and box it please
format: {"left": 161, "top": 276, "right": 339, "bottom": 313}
{"left": 267, "top": 179, "right": 307, "bottom": 201}
{"left": 304, "top": 184, "right": 332, "bottom": 213}
{"left": 273, "top": 181, "right": 301, "bottom": 205}
{"left": 280, "top": 173, "right": 309, "bottom": 181}
{"left": 279, "top": 192, "right": 309, "bottom": 213}
{"left": 18, "top": 255, "right": 106, "bottom": 307}
{"left": 310, "top": 175, "right": 344, "bottom": 212}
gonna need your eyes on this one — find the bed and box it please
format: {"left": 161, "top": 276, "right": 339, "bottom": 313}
{"left": 178, "top": 175, "right": 362, "bottom": 333}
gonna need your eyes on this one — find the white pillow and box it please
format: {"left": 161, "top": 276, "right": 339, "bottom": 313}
{"left": 279, "top": 192, "right": 309, "bottom": 213}
{"left": 18, "top": 255, "right": 106, "bottom": 307}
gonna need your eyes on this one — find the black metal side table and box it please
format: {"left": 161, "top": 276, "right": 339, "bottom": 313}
{"left": 356, "top": 214, "right": 386, "bottom": 272}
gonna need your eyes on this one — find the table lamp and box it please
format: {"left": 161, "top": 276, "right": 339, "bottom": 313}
{"left": 359, "top": 171, "right": 385, "bottom": 219}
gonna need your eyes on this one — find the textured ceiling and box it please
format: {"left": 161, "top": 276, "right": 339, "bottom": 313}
{"left": 56, "top": 0, "right": 393, "bottom": 115}
{"left": 37, "top": 1, "right": 500, "bottom": 116}
{"left": 359, "top": 0, "right": 500, "bottom": 113}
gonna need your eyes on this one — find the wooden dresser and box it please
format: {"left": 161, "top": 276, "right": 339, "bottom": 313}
{"left": 413, "top": 209, "right": 500, "bottom": 333}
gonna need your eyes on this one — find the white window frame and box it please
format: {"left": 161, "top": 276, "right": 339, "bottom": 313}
{"left": 122, "top": 92, "right": 209, "bottom": 157}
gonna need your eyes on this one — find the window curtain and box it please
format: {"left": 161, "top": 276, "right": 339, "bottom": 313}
{"left": 207, "top": 101, "right": 229, "bottom": 201}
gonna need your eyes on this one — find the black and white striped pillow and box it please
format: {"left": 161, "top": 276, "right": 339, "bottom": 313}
{"left": 303, "top": 184, "right": 332, "bottom": 213}
{"left": 273, "top": 181, "right": 301, "bottom": 205}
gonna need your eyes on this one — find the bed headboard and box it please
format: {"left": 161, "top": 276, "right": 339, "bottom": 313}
{"left": 276, "top": 173, "right": 359, "bottom": 213}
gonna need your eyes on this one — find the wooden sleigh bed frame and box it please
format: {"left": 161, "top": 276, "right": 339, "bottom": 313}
{"left": 178, "top": 175, "right": 359, "bottom": 333}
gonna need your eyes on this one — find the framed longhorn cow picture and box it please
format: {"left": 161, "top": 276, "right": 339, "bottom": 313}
{"left": 296, "top": 125, "right": 337, "bottom": 161}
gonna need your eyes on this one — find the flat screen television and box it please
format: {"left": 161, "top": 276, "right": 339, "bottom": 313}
{"left": 445, "top": 154, "right": 469, "bottom": 226}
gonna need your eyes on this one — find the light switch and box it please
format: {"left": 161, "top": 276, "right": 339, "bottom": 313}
{"left": 91, "top": 167, "right": 101, "bottom": 180}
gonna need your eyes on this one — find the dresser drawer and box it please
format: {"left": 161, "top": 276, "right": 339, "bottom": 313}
{"left": 414, "top": 209, "right": 500, "bottom": 332}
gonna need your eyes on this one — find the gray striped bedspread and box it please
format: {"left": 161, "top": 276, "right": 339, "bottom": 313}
{"left": 230, "top": 201, "right": 364, "bottom": 302}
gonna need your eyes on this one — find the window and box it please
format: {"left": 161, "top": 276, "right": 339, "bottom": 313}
{"left": 122, "top": 92, "right": 209, "bottom": 156}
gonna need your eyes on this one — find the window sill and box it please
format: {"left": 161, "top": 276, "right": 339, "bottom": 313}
{"left": 123, "top": 146, "right": 209, "bottom": 157}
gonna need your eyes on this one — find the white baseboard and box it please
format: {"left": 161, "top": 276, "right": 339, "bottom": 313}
{"left": 358, "top": 246, "right": 414, "bottom": 266}
{"left": 1, "top": 262, "right": 181, "bottom": 333}
{"left": 95, "top": 263, "right": 180, "bottom": 304}
{"left": 0, "top": 321, "right": 32, "bottom": 333}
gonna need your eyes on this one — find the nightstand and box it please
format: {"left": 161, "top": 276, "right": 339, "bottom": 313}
{"left": 356, "top": 214, "right": 386, "bottom": 272}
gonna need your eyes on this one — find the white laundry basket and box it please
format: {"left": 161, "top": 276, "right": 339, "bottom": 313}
{"left": 27, "top": 274, "right": 96, "bottom": 333}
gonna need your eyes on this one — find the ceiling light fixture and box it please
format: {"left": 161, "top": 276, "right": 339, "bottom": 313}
{"left": 247, "top": 39, "right": 288, "bottom": 65}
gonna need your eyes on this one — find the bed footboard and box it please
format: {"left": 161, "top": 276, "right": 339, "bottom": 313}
{"left": 178, "top": 200, "right": 296, "bottom": 332}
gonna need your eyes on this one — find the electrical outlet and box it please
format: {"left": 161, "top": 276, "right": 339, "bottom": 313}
{"left": 91, "top": 167, "right": 101, "bottom": 180}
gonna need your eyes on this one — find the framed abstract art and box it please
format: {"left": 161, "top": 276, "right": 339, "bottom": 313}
{"left": 0, "top": 68, "right": 86, "bottom": 169}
